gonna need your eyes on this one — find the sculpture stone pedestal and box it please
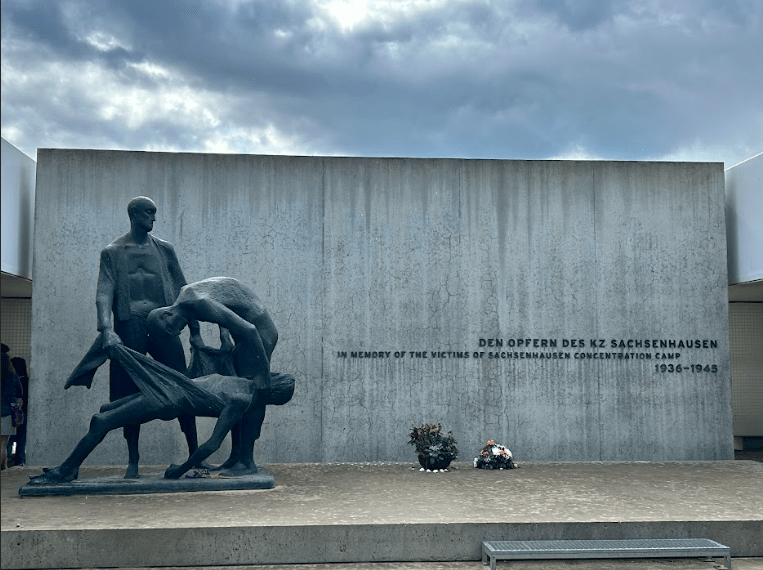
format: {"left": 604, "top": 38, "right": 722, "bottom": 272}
{"left": 18, "top": 468, "right": 274, "bottom": 497}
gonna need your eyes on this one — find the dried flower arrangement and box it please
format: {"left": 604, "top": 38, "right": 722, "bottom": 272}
{"left": 409, "top": 423, "right": 459, "bottom": 470}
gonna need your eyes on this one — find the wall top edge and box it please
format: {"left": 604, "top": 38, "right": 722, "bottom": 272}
{"left": 725, "top": 151, "right": 763, "bottom": 171}
{"left": 34, "top": 148, "right": 725, "bottom": 167}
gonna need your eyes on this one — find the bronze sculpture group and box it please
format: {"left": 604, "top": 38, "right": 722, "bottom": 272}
{"left": 29, "top": 197, "right": 294, "bottom": 486}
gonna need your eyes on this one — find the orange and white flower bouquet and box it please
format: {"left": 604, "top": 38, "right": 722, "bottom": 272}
{"left": 474, "top": 440, "right": 517, "bottom": 469}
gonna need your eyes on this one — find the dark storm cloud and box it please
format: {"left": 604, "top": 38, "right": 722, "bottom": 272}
{"left": 1, "top": 0, "right": 761, "bottom": 164}
{"left": 3, "top": 0, "right": 139, "bottom": 68}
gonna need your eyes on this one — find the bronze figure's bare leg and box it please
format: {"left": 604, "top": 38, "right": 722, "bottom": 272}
{"left": 164, "top": 397, "right": 250, "bottom": 479}
{"left": 30, "top": 396, "right": 161, "bottom": 485}
{"left": 220, "top": 404, "right": 266, "bottom": 476}
{"left": 217, "top": 421, "right": 242, "bottom": 470}
{"left": 124, "top": 424, "right": 140, "bottom": 479}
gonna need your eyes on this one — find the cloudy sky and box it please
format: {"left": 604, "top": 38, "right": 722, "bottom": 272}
{"left": 2, "top": 0, "right": 761, "bottom": 166}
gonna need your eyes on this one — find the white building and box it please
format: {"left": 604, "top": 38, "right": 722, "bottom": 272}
{"left": 1, "top": 138, "right": 35, "bottom": 364}
{"left": 725, "top": 152, "right": 763, "bottom": 449}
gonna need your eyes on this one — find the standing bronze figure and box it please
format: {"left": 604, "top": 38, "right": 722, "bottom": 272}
{"left": 92, "top": 196, "right": 203, "bottom": 478}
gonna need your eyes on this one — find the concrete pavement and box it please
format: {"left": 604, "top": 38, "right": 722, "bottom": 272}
{"left": 72, "top": 562, "right": 763, "bottom": 569}
{"left": 2, "top": 461, "right": 762, "bottom": 568}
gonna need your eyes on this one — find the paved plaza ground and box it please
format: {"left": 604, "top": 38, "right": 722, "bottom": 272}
{"left": 78, "top": 561, "right": 763, "bottom": 569}
{"left": 2, "top": 460, "right": 762, "bottom": 569}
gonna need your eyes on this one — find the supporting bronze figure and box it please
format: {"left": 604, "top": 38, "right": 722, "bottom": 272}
{"left": 148, "top": 276, "right": 291, "bottom": 477}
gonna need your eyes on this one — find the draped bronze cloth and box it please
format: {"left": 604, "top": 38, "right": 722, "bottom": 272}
{"left": 66, "top": 343, "right": 226, "bottom": 417}
{"left": 66, "top": 341, "right": 293, "bottom": 413}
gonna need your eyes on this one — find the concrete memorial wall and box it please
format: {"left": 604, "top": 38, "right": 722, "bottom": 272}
{"left": 29, "top": 151, "right": 733, "bottom": 465}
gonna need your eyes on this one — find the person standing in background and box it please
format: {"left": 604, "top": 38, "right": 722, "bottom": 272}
{"left": 1, "top": 343, "right": 23, "bottom": 470}
{"left": 7, "top": 356, "right": 29, "bottom": 466}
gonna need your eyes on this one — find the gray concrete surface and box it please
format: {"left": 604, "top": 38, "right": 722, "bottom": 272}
{"left": 74, "top": 561, "right": 763, "bottom": 570}
{"left": 2, "top": 461, "right": 761, "bottom": 568}
{"left": 30, "top": 153, "right": 730, "bottom": 466}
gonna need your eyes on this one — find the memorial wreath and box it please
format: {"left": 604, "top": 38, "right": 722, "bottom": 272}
{"left": 474, "top": 440, "right": 517, "bottom": 469}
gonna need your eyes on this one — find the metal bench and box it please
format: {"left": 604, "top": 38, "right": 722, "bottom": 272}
{"left": 481, "top": 538, "right": 731, "bottom": 570}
